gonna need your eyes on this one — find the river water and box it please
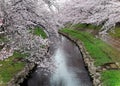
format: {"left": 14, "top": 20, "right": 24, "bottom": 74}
{"left": 21, "top": 36, "right": 92, "bottom": 86}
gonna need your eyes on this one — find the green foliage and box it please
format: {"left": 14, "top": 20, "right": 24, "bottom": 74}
{"left": 101, "top": 70, "right": 120, "bottom": 86}
{"left": 0, "top": 37, "right": 7, "bottom": 43}
{"left": 0, "top": 36, "right": 8, "bottom": 51}
{"left": 0, "top": 51, "right": 27, "bottom": 85}
{"left": 109, "top": 27, "right": 120, "bottom": 38}
{"left": 72, "top": 23, "right": 88, "bottom": 29}
{"left": 32, "top": 27, "right": 47, "bottom": 39}
{"left": 88, "top": 24, "right": 102, "bottom": 29}
{"left": 13, "top": 51, "right": 28, "bottom": 59}
{"left": 71, "top": 23, "right": 102, "bottom": 30}
{"left": 40, "top": 45, "right": 46, "bottom": 48}
{"left": 60, "top": 29, "right": 120, "bottom": 66}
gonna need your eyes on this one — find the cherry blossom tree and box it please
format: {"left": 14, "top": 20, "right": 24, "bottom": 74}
{"left": 0, "top": 0, "right": 57, "bottom": 71}
{"left": 59, "top": 0, "right": 120, "bottom": 33}
{"left": 1, "top": 0, "right": 120, "bottom": 68}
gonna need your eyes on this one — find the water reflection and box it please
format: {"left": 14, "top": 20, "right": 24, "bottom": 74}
{"left": 50, "top": 36, "right": 92, "bottom": 86}
{"left": 50, "top": 48, "right": 81, "bottom": 86}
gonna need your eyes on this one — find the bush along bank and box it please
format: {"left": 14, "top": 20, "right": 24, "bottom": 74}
{"left": 0, "top": 45, "right": 49, "bottom": 86}
{"left": 0, "top": 51, "right": 36, "bottom": 86}
{"left": 59, "top": 28, "right": 120, "bottom": 86}
{"left": 8, "top": 63, "right": 36, "bottom": 86}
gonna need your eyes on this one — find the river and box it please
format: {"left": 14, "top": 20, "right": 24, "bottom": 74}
{"left": 21, "top": 36, "right": 92, "bottom": 86}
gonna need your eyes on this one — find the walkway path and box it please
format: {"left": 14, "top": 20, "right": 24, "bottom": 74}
{"left": 100, "top": 34, "right": 120, "bottom": 51}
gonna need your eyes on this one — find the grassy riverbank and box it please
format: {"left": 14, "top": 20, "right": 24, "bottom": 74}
{"left": 60, "top": 28, "right": 114, "bottom": 66}
{"left": 60, "top": 24, "right": 120, "bottom": 86}
{"left": 0, "top": 51, "right": 27, "bottom": 85}
{"left": 101, "top": 70, "right": 120, "bottom": 86}
{"left": 30, "top": 27, "right": 47, "bottom": 39}
{"left": 70, "top": 23, "right": 102, "bottom": 30}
